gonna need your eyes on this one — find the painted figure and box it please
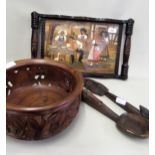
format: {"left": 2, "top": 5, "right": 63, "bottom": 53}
{"left": 55, "top": 30, "right": 67, "bottom": 46}
{"left": 67, "top": 35, "right": 83, "bottom": 64}
{"left": 88, "top": 31, "right": 109, "bottom": 66}
{"left": 45, "top": 20, "right": 120, "bottom": 74}
{"left": 98, "top": 31, "right": 109, "bottom": 61}
{"left": 77, "top": 28, "right": 88, "bottom": 63}
{"left": 78, "top": 28, "right": 88, "bottom": 41}
{"left": 88, "top": 40, "right": 102, "bottom": 66}
{"left": 54, "top": 30, "right": 67, "bottom": 61}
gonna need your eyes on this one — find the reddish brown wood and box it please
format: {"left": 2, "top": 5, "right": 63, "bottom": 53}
{"left": 6, "top": 59, "right": 83, "bottom": 140}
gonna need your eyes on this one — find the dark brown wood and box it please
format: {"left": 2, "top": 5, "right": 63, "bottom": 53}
{"left": 84, "top": 78, "right": 109, "bottom": 96}
{"left": 140, "top": 105, "right": 149, "bottom": 119}
{"left": 31, "top": 11, "right": 134, "bottom": 79}
{"left": 120, "top": 19, "right": 134, "bottom": 80}
{"left": 31, "top": 12, "right": 39, "bottom": 58}
{"left": 82, "top": 89, "right": 149, "bottom": 138}
{"left": 116, "top": 113, "right": 149, "bottom": 138}
{"left": 82, "top": 89, "right": 119, "bottom": 122}
{"left": 84, "top": 78, "right": 149, "bottom": 119}
{"left": 6, "top": 59, "right": 83, "bottom": 140}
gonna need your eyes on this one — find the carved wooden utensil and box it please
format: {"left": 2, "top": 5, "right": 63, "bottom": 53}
{"left": 82, "top": 89, "right": 149, "bottom": 138}
{"left": 84, "top": 78, "right": 149, "bottom": 119}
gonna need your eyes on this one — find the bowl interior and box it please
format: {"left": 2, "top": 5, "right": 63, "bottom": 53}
{"left": 6, "top": 60, "right": 82, "bottom": 109}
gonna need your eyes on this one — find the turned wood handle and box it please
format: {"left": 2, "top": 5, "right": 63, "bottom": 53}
{"left": 82, "top": 89, "right": 119, "bottom": 122}
{"left": 120, "top": 19, "right": 134, "bottom": 80}
{"left": 31, "top": 12, "right": 39, "bottom": 58}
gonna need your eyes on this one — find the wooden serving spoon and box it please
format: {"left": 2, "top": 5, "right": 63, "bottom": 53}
{"left": 82, "top": 89, "right": 149, "bottom": 138}
{"left": 84, "top": 78, "right": 149, "bottom": 119}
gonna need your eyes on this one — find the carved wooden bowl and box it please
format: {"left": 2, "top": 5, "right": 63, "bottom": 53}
{"left": 6, "top": 59, "right": 83, "bottom": 140}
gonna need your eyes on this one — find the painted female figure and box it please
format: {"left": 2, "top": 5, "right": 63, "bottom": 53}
{"left": 99, "top": 31, "right": 109, "bottom": 61}
{"left": 88, "top": 31, "right": 109, "bottom": 66}
{"left": 55, "top": 30, "right": 67, "bottom": 46}
{"left": 88, "top": 40, "right": 101, "bottom": 63}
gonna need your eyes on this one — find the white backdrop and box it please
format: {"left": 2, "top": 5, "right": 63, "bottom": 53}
{"left": 6, "top": 0, "right": 149, "bottom": 155}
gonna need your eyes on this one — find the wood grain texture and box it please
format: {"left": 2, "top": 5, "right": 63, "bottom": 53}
{"left": 6, "top": 59, "right": 83, "bottom": 140}
{"left": 7, "top": 96, "right": 80, "bottom": 140}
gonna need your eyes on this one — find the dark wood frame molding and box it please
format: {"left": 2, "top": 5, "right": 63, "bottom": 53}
{"left": 31, "top": 11, "right": 134, "bottom": 80}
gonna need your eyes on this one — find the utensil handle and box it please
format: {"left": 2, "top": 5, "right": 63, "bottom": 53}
{"left": 84, "top": 78, "right": 149, "bottom": 119}
{"left": 120, "top": 19, "right": 134, "bottom": 80}
{"left": 84, "top": 78, "right": 109, "bottom": 96}
{"left": 105, "top": 91, "right": 140, "bottom": 115}
{"left": 82, "top": 89, "right": 119, "bottom": 122}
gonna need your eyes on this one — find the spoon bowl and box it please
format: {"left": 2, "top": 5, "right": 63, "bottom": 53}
{"left": 117, "top": 113, "right": 149, "bottom": 138}
{"left": 82, "top": 89, "right": 149, "bottom": 138}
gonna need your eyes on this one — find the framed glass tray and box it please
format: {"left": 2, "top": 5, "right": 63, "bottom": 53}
{"left": 31, "top": 11, "right": 134, "bottom": 79}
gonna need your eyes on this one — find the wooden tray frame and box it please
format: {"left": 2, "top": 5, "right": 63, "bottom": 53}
{"left": 31, "top": 11, "right": 134, "bottom": 80}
